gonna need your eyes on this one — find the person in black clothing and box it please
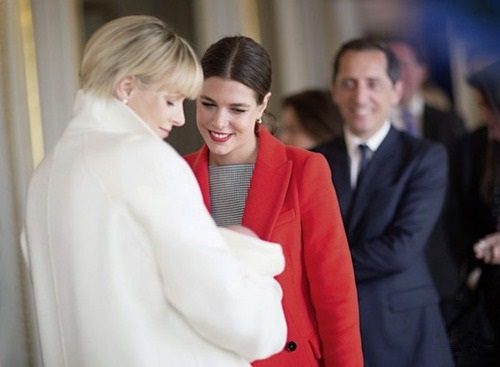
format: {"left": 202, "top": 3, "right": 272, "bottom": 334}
{"left": 447, "top": 58, "right": 500, "bottom": 366}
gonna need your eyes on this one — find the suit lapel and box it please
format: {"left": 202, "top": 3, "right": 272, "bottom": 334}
{"left": 347, "top": 128, "right": 399, "bottom": 236}
{"left": 242, "top": 129, "right": 292, "bottom": 240}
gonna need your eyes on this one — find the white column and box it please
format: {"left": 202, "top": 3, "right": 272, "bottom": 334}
{"left": 192, "top": 0, "right": 263, "bottom": 52}
{"left": 31, "top": 0, "right": 81, "bottom": 152}
{"left": 192, "top": 0, "right": 244, "bottom": 53}
{"left": 325, "top": 0, "right": 362, "bottom": 45}
{"left": 272, "top": 0, "right": 360, "bottom": 95}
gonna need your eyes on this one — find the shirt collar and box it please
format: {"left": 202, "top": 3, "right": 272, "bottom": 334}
{"left": 344, "top": 120, "right": 391, "bottom": 158}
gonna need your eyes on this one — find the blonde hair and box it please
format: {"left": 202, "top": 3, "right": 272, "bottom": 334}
{"left": 80, "top": 15, "right": 202, "bottom": 99}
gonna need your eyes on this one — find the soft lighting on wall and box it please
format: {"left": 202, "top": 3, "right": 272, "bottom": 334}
{"left": 20, "top": 0, "right": 44, "bottom": 168}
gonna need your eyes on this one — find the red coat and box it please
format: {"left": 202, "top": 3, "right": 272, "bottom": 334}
{"left": 185, "top": 128, "right": 363, "bottom": 367}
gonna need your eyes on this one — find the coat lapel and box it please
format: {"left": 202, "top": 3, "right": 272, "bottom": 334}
{"left": 185, "top": 146, "right": 212, "bottom": 212}
{"left": 242, "top": 129, "right": 292, "bottom": 240}
{"left": 186, "top": 129, "right": 291, "bottom": 241}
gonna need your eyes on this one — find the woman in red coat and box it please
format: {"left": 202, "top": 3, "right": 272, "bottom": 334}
{"left": 185, "top": 35, "right": 363, "bottom": 367}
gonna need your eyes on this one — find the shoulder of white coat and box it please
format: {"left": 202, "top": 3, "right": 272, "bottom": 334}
{"left": 83, "top": 133, "right": 197, "bottom": 198}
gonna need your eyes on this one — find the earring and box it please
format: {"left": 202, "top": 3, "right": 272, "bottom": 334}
{"left": 122, "top": 99, "right": 128, "bottom": 105}
{"left": 256, "top": 117, "right": 263, "bottom": 124}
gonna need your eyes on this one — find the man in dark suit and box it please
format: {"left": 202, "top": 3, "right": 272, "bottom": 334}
{"left": 315, "top": 38, "right": 454, "bottom": 367}
{"left": 388, "top": 37, "right": 467, "bottom": 315}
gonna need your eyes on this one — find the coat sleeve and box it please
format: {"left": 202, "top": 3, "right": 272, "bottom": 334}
{"left": 350, "top": 143, "right": 448, "bottom": 281}
{"left": 117, "top": 140, "right": 287, "bottom": 361}
{"left": 299, "top": 153, "right": 363, "bottom": 367}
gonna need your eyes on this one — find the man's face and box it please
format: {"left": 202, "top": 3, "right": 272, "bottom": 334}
{"left": 332, "top": 49, "right": 402, "bottom": 140}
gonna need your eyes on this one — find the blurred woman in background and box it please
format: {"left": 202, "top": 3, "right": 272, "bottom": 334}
{"left": 279, "top": 89, "right": 342, "bottom": 149}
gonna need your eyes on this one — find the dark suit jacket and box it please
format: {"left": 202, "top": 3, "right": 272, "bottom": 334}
{"left": 422, "top": 104, "right": 467, "bottom": 302}
{"left": 423, "top": 104, "right": 466, "bottom": 146}
{"left": 447, "top": 127, "right": 493, "bottom": 264}
{"left": 315, "top": 127, "right": 454, "bottom": 367}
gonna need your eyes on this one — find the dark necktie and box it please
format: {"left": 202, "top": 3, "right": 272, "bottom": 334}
{"left": 401, "top": 108, "right": 418, "bottom": 137}
{"left": 357, "top": 144, "right": 370, "bottom": 186}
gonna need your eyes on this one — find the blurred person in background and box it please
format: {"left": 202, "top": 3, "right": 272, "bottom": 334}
{"left": 447, "top": 57, "right": 500, "bottom": 367}
{"left": 387, "top": 36, "right": 466, "bottom": 145}
{"left": 279, "top": 89, "right": 342, "bottom": 150}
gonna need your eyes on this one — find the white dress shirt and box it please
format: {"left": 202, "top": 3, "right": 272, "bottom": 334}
{"left": 344, "top": 121, "right": 391, "bottom": 189}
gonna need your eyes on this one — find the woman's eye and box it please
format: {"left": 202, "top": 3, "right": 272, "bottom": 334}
{"left": 231, "top": 108, "right": 246, "bottom": 113}
{"left": 201, "top": 101, "right": 215, "bottom": 108}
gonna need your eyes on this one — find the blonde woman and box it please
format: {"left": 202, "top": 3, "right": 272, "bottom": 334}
{"left": 21, "top": 16, "right": 286, "bottom": 367}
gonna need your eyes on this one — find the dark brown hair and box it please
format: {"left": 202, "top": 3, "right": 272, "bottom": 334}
{"left": 201, "top": 36, "right": 271, "bottom": 105}
{"left": 332, "top": 38, "right": 401, "bottom": 85}
{"left": 281, "top": 89, "right": 342, "bottom": 144}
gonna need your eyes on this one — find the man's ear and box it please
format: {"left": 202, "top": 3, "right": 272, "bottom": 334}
{"left": 392, "top": 80, "right": 404, "bottom": 105}
{"left": 114, "top": 76, "right": 136, "bottom": 101}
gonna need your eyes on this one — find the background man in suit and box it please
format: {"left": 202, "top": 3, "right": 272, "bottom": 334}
{"left": 387, "top": 37, "right": 466, "bottom": 145}
{"left": 388, "top": 37, "right": 467, "bottom": 319}
{"left": 314, "top": 38, "right": 454, "bottom": 367}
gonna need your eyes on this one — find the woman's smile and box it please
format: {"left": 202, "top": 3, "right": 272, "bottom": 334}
{"left": 209, "top": 130, "right": 233, "bottom": 142}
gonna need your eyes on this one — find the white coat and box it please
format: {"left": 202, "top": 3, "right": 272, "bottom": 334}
{"left": 21, "top": 91, "right": 287, "bottom": 367}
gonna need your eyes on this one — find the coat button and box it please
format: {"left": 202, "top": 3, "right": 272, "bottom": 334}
{"left": 285, "top": 341, "right": 297, "bottom": 352}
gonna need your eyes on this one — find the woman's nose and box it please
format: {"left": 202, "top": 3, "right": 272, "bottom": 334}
{"left": 172, "top": 105, "right": 185, "bottom": 127}
{"left": 211, "top": 110, "right": 227, "bottom": 129}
